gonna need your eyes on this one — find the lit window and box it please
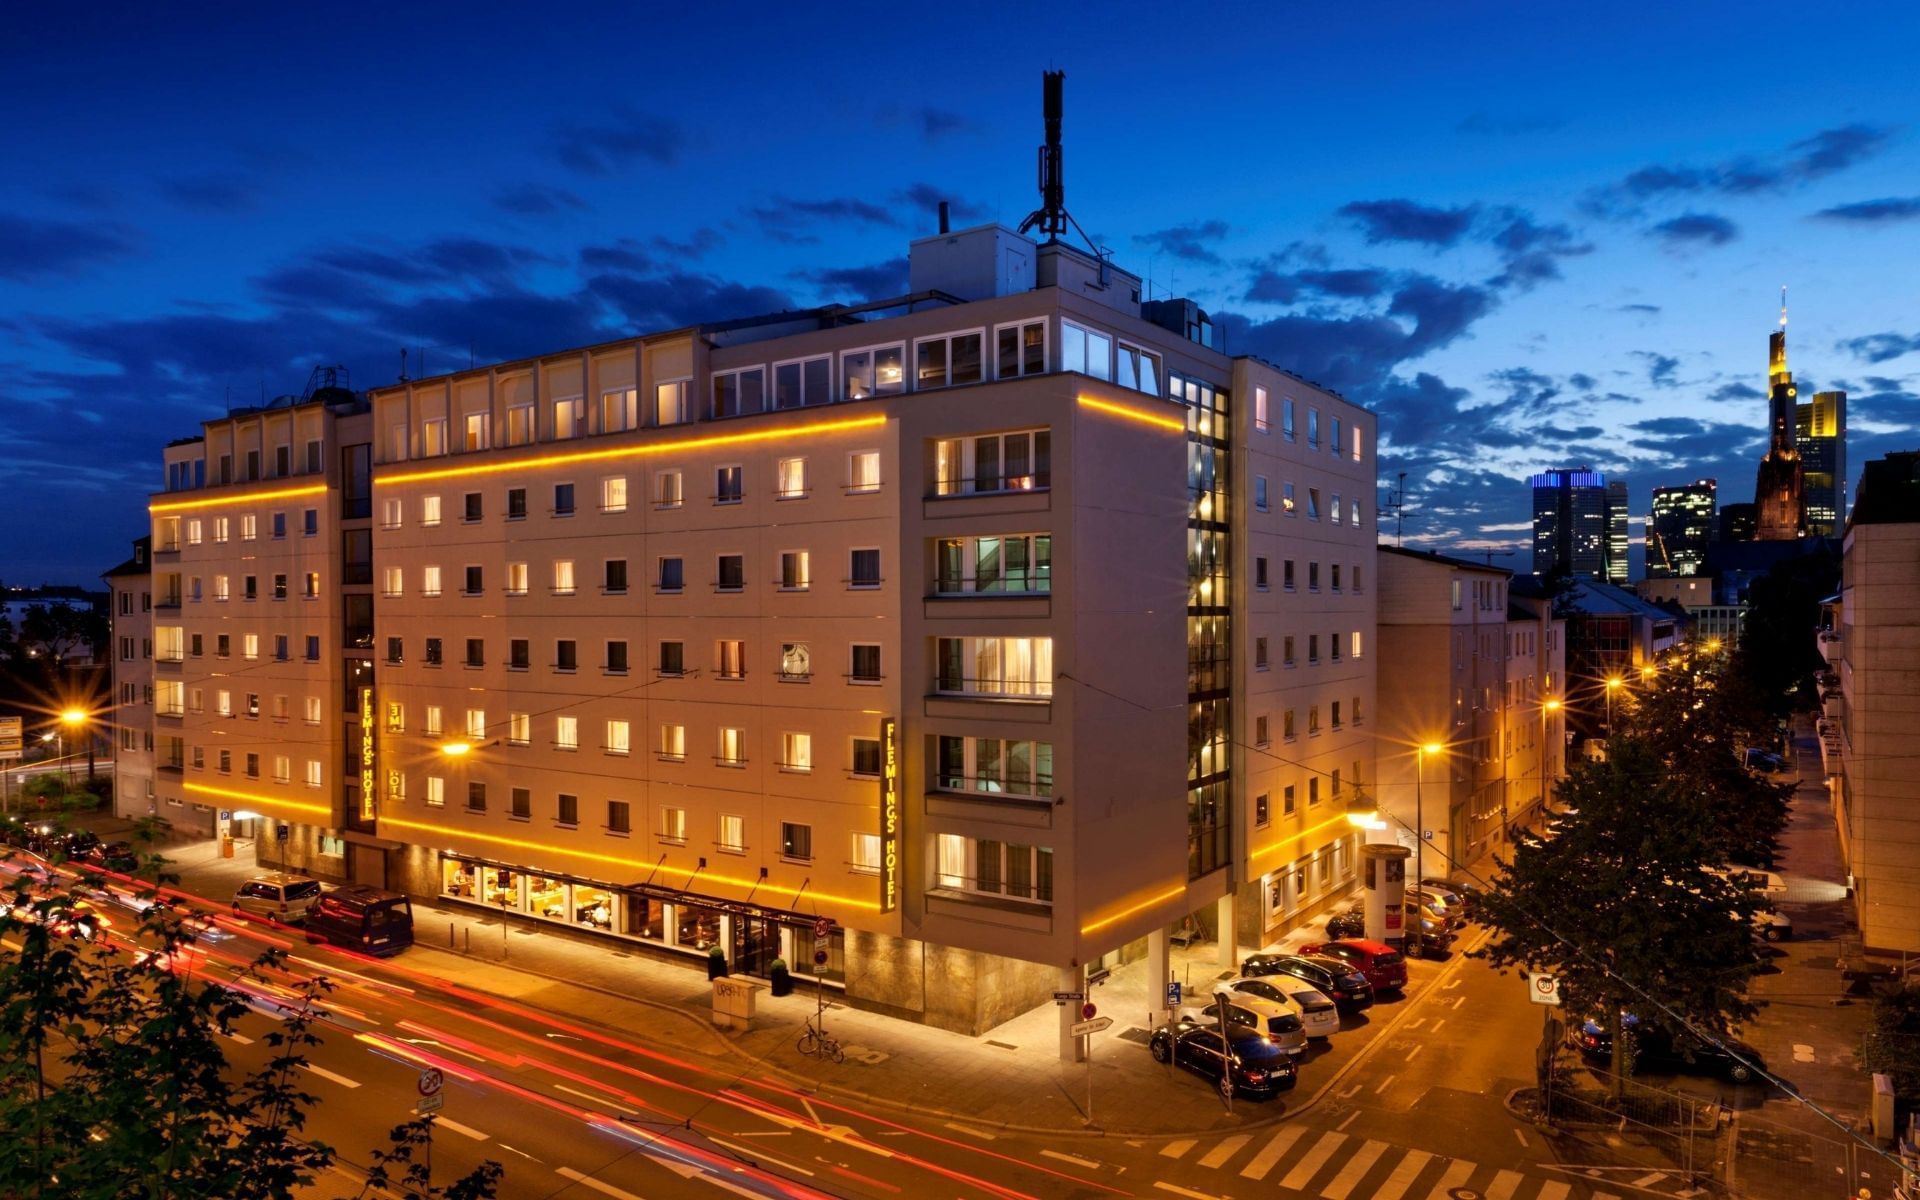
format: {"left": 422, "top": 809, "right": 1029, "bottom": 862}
{"left": 421, "top": 495, "right": 441, "bottom": 527}
{"left": 851, "top": 833, "right": 882, "bottom": 874}
{"left": 658, "top": 806, "right": 686, "bottom": 842}
{"left": 555, "top": 716, "right": 579, "bottom": 750}
{"left": 656, "top": 470, "right": 683, "bottom": 509}
{"left": 994, "top": 320, "right": 1047, "bottom": 379}
{"left": 508, "top": 712, "right": 530, "bottom": 746}
{"left": 718, "top": 814, "right": 746, "bottom": 852}
{"left": 842, "top": 345, "right": 906, "bottom": 398}
{"left": 606, "top": 720, "right": 630, "bottom": 755}
{"left": 601, "top": 476, "right": 628, "bottom": 513}
{"left": 553, "top": 395, "right": 584, "bottom": 439}
{"left": 781, "top": 732, "right": 812, "bottom": 773}
{"left": 914, "top": 331, "right": 985, "bottom": 389}
{"left": 718, "top": 727, "right": 746, "bottom": 766}
{"left": 425, "top": 776, "right": 445, "bottom": 807}
{"left": 600, "top": 387, "right": 637, "bottom": 432}
{"left": 776, "top": 457, "right": 807, "bottom": 499}
{"left": 660, "top": 724, "right": 685, "bottom": 760}
{"left": 848, "top": 451, "right": 881, "bottom": 494}
{"left": 654, "top": 380, "right": 690, "bottom": 426}
{"left": 779, "top": 552, "right": 810, "bottom": 592}
{"left": 934, "top": 636, "right": 1053, "bottom": 697}
{"left": 553, "top": 560, "right": 576, "bottom": 595}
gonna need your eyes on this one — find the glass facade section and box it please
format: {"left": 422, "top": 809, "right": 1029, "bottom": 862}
{"left": 1176, "top": 372, "right": 1232, "bottom": 880}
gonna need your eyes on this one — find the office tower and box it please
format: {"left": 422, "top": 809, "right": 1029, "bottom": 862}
{"left": 1648, "top": 479, "right": 1718, "bottom": 577}
{"left": 1797, "top": 389, "right": 1847, "bottom": 537}
{"left": 1720, "top": 502, "right": 1757, "bottom": 544}
{"left": 1754, "top": 297, "right": 1806, "bottom": 541}
{"left": 1530, "top": 467, "right": 1609, "bottom": 579}
{"left": 1605, "top": 479, "right": 1629, "bottom": 584}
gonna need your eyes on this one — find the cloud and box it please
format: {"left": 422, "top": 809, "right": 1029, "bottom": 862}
{"left": 1633, "top": 351, "right": 1680, "bottom": 388}
{"left": 552, "top": 109, "right": 685, "bottom": 174}
{"left": 161, "top": 173, "right": 259, "bottom": 212}
{"left": 915, "top": 108, "right": 971, "bottom": 142}
{"left": 491, "top": 184, "right": 589, "bottom": 216}
{"left": 252, "top": 237, "right": 556, "bottom": 305}
{"left": 791, "top": 257, "right": 909, "bottom": 299}
{"left": 1648, "top": 212, "right": 1737, "bottom": 248}
{"left": 1631, "top": 416, "right": 1712, "bottom": 439}
{"left": 1708, "top": 380, "right": 1764, "bottom": 403}
{"left": 1839, "top": 331, "right": 1920, "bottom": 363}
{"left": 1457, "top": 112, "right": 1563, "bottom": 135}
{"left": 1592, "top": 123, "right": 1893, "bottom": 213}
{"left": 651, "top": 228, "right": 722, "bottom": 259}
{"left": 1133, "top": 220, "right": 1230, "bottom": 265}
{"left": 0, "top": 214, "right": 138, "bottom": 281}
{"left": 746, "top": 195, "right": 900, "bottom": 244}
{"left": 1812, "top": 196, "right": 1920, "bottom": 225}
{"left": 584, "top": 271, "right": 792, "bottom": 331}
{"left": 1338, "top": 199, "right": 1479, "bottom": 247}
{"left": 1243, "top": 266, "right": 1393, "bottom": 305}
{"left": 1618, "top": 303, "right": 1662, "bottom": 315}
{"left": 1483, "top": 208, "right": 1592, "bottom": 290}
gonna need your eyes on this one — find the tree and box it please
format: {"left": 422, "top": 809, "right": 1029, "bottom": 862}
{"left": 0, "top": 835, "right": 503, "bottom": 1199}
{"left": 17, "top": 602, "right": 105, "bottom": 670}
{"left": 1477, "top": 736, "right": 1764, "bottom": 1099}
{"left": 1733, "top": 548, "right": 1841, "bottom": 719}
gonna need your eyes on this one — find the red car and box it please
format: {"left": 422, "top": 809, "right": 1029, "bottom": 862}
{"left": 1297, "top": 938, "right": 1408, "bottom": 994}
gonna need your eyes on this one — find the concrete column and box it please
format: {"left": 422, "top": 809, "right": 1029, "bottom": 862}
{"left": 1217, "top": 892, "right": 1238, "bottom": 971}
{"left": 1146, "top": 928, "right": 1170, "bottom": 1028}
{"left": 1058, "top": 964, "right": 1082, "bottom": 1064}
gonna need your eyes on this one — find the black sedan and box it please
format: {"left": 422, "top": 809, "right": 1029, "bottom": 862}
{"left": 1148, "top": 1019, "right": 1298, "bottom": 1099}
{"left": 1240, "top": 952, "right": 1374, "bottom": 1011}
{"left": 1574, "top": 1015, "right": 1764, "bottom": 1084}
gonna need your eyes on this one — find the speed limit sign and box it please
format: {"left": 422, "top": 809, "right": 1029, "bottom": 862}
{"left": 1527, "top": 972, "right": 1562, "bottom": 1006}
{"left": 417, "top": 1067, "right": 444, "bottom": 1097}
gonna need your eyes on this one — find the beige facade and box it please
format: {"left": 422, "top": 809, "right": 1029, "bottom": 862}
{"left": 103, "top": 539, "right": 155, "bottom": 820}
{"left": 140, "top": 225, "right": 1381, "bottom": 1044}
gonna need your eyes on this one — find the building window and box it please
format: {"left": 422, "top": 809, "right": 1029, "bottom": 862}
{"left": 557, "top": 793, "right": 579, "bottom": 826}
{"left": 933, "top": 430, "right": 1050, "bottom": 495}
{"left": 850, "top": 643, "right": 882, "bottom": 684}
{"left": 463, "top": 492, "right": 483, "bottom": 523}
{"left": 506, "top": 404, "right": 534, "bottom": 446}
{"left": 1255, "top": 716, "right": 1270, "bottom": 747}
{"left": 656, "top": 805, "right": 685, "bottom": 842}
{"left": 1284, "top": 709, "right": 1297, "bottom": 740}
{"left": 606, "top": 799, "right": 631, "bottom": 834}
{"left": 711, "top": 367, "right": 765, "bottom": 419}
{"left": 1352, "top": 631, "right": 1364, "bottom": 659}
{"left": 915, "top": 330, "right": 984, "bottom": 388}
{"left": 555, "top": 640, "right": 578, "bottom": 672}
{"left": 849, "top": 548, "right": 881, "bottom": 589}
{"left": 773, "top": 356, "right": 831, "bottom": 408}
{"left": 466, "top": 782, "right": 487, "bottom": 813}
{"left": 1309, "top": 634, "right": 1320, "bottom": 665}
{"left": 851, "top": 737, "right": 881, "bottom": 777}
{"left": 1254, "top": 476, "right": 1269, "bottom": 512}
{"left": 507, "top": 488, "right": 527, "bottom": 520}
{"left": 1060, "top": 321, "right": 1112, "bottom": 381}
{"left": 464, "top": 565, "right": 483, "bottom": 596}
{"left": 934, "top": 835, "right": 1052, "bottom": 904}
{"left": 382, "top": 566, "right": 403, "bottom": 598}
{"left": 421, "top": 419, "right": 448, "bottom": 457}
{"left": 1284, "top": 785, "right": 1296, "bottom": 815}
{"left": 851, "top": 833, "right": 882, "bottom": 874}
{"left": 848, "top": 451, "right": 881, "bottom": 494}
{"left": 507, "top": 712, "right": 530, "bottom": 746}
{"left": 780, "top": 642, "right": 812, "bottom": 681}
{"left": 424, "top": 705, "right": 443, "bottom": 736}
{"left": 1255, "top": 792, "right": 1270, "bottom": 827}
{"left": 553, "top": 395, "right": 584, "bottom": 439}
{"left": 553, "top": 482, "right": 575, "bottom": 516}
{"left": 1254, "top": 386, "right": 1270, "bottom": 433}
{"left": 843, "top": 344, "right": 906, "bottom": 398}
{"left": 1309, "top": 562, "right": 1321, "bottom": 592}
{"left": 510, "top": 788, "right": 530, "bottom": 820}
{"left": 935, "top": 534, "right": 1051, "bottom": 594}
{"left": 425, "top": 777, "right": 445, "bottom": 807}
{"left": 654, "top": 379, "right": 690, "bottom": 426}
{"left": 776, "top": 457, "right": 807, "bottom": 500}
{"left": 424, "top": 638, "right": 443, "bottom": 666}
{"left": 934, "top": 636, "right": 1052, "bottom": 698}
{"left": 555, "top": 715, "right": 579, "bottom": 750}
{"left": 716, "top": 554, "right": 745, "bottom": 592}
{"left": 1255, "top": 637, "right": 1269, "bottom": 670}
{"left": 1115, "top": 341, "right": 1162, "bottom": 395}
{"left": 659, "top": 724, "right": 685, "bottom": 761}
{"left": 716, "top": 639, "right": 746, "bottom": 679}
{"left": 1307, "top": 408, "right": 1320, "bottom": 448}
{"left": 658, "top": 557, "right": 683, "bottom": 592}
{"left": 715, "top": 465, "right": 743, "bottom": 504}
{"left": 995, "top": 320, "right": 1046, "bottom": 379}
{"left": 553, "top": 560, "right": 576, "bottom": 595}
{"left": 1256, "top": 557, "right": 1269, "bottom": 591}
{"left": 656, "top": 470, "right": 684, "bottom": 508}
{"left": 936, "top": 736, "right": 1053, "bottom": 799}
{"left": 421, "top": 566, "right": 442, "bottom": 598}
{"left": 601, "top": 476, "right": 628, "bottom": 513}
{"left": 780, "top": 822, "right": 813, "bottom": 862}
{"left": 718, "top": 727, "right": 746, "bottom": 766}
{"left": 508, "top": 639, "right": 529, "bottom": 670}
{"left": 605, "top": 641, "right": 629, "bottom": 674}
{"left": 659, "top": 641, "right": 685, "bottom": 676}
{"left": 604, "top": 559, "right": 628, "bottom": 594}
{"left": 504, "top": 562, "right": 528, "bottom": 596}
{"left": 464, "top": 638, "right": 484, "bottom": 668}
{"left": 780, "top": 732, "right": 812, "bottom": 773}
{"left": 778, "top": 550, "right": 810, "bottom": 592}
{"left": 599, "top": 387, "right": 637, "bottom": 432}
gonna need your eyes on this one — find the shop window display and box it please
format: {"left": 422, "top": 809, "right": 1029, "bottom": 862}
{"left": 676, "top": 903, "right": 721, "bottom": 950}
{"left": 527, "top": 875, "right": 567, "bottom": 920}
{"left": 573, "top": 885, "right": 614, "bottom": 931}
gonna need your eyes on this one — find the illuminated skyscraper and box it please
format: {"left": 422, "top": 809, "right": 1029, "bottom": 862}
{"left": 1648, "top": 479, "right": 1717, "bottom": 577}
{"left": 1797, "top": 389, "right": 1846, "bottom": 537}
{"left": 1605, "top": 479, "right": 1629, "bottom": 584}
{"left": 1531, "top": 467, "right": 1614, "bottom": 579}
{"left": 1754, "top": 294, "right": 1806, "bottom": 541}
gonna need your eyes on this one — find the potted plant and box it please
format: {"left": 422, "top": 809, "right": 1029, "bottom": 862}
{"left": 768, "top": 957, "right": 793, "bottom": 996}
{"left": 707, "top": 945, "right": 729, "bottom": 980}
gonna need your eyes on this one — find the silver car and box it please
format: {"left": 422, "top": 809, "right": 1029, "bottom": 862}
{"left": 232, "top": 873, "right": 323, "bottom": 923}
{"left": 1183, "top": 992, "right": 1308, "bottom": 1058}
{"left": 1227, "top": 975, "right": 1341, "bottom": 1039}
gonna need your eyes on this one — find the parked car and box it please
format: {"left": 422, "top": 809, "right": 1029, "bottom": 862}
{"left": 1574, "top": 1014, "right": 1764, "bottom": 1084}
{"left": 1743, "top": 747, "right": 1791, "bottom": 774}
{"left": 232, "top": 873, "right": 324, "bottom": 924}
{"left": 1324, "top": 903, "right": 1452, "bottom": 954}
{"left": 1183, "top": 991, "right": 1309, "bottom": 1057}
{"left": 1148, "top": 1018, "right": 1299, "bottom": 1098}
{"left": 1718, "top": 865, "right": 1788, "bottom": 897}
{"left": 1751, "top": 907, "right": 1793, "bottom": 942}
{"left": 82, "top": 840, "right": 139, "bottom": 874}
{"left": 1419, "top": 877, "right": 1481, "bottom": 917}
{"left": 1240, "top": 952, "right": 1374, "bottom": 1012}
{"left": 1298, "top": 938, "right": 1408, "bottom": 994}
{"left": 303, "top": 884, "right": 413, "bottom": 955}
{"left": 1326, "top": 904, "right": 1367, "bottom": 940}
{"left": 1225, "top": 975, "right": 1341, "bottom": 1039}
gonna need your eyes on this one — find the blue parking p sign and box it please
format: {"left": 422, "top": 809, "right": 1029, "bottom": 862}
{"left": 1166, "top": 981, "right": 1182, "bottom": 1007}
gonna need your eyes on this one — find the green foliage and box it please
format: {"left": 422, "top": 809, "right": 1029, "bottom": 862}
{"left": 1733, "top": 549, "right": 1841, "bottom": 719}
{"left": 1476, "top": 735, "right": 1764, "bottom": 1096}
{"left": 1864, "top": 987, "right": 1920, "bottom": 1103}
{"left": 0, "top": 830, "right": 503, "bottom": 1199}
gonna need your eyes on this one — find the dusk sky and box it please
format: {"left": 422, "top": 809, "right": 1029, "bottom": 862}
{"left": 6, "top": 2, "right": 1919, "bottom": 583}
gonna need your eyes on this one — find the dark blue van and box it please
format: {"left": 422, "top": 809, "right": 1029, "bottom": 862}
{"left": 305, "top": 885, "right": 414, "bottom": 957}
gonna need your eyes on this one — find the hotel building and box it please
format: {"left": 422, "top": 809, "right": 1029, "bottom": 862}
{"left": 137, "top": 226, "right": 1376, "bottom": 1047}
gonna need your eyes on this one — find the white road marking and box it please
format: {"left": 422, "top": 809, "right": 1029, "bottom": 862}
{"left": 498, "top": 1144, "right": 540, "bottom": 1162}
{"left": 1404, "top": 1017, "right": 1425, "bottom": 1030}
{"left": 1631, "top": 1171, "right": 1667, "bottom": 1188}
{"left": 555, "top": 1082, "right": 629, "bottom": 1108}
{"left": 1040, "top": 1149, "right": 1101, "bottom": 1170}
{"left": 1199, "top": 1134, "right": 1251, "bottom": 1169}
{"left": 1513, "top": 1127, "right": 1529, "bottom": 1147}
{"left": 1320, "top": 1139, "right": 1389, "bottom": 1199}
{"left": 430, "top": 1116, "right": 487, "bottom": 1141}
{"left": 1792, "top": 1043, "right": 1816, "bottom": 1063}
{"left": 1535, "top": 1183, "right": 1571, "bottom": 1200}
{"left": 1452, "top": 995, "right": 1467, "bottom": 1009}
{"left": 1160, "top": 1139, "right": 1196, "bottom": 1158}
{"left": 1486, "top": 1168, "right": 1524, "bottom": 1199}
{"left": 1373, "top": 1072, "right": 1397, "bottom": 1095}
{"left": 708, "top": 1135, "right": 815, "bottom": 1176}
{"left": 1280, "top": 1131, "right": 1346, "bottom": 1190}
{"left": 1441, "top": 978, "right": 1461, "bottom": 990}
{"left": 1428, "top": 1017, "right": 1446, "bottom": 1033}
{"left": 224, "top": 1030, "right": 255, "bottom": 1045}
{"left": 1370, "top": 1148, "right": 1432, "bottom": 1200}
{"left": 1154, "top": 1184, "right": 1221, "bottom": 1200}
{"left": 1338, "top": 1084, "right": 1363, "bottom": 1099}
{"left": 301, "top": 1064, "right": 361, "bottom": 1089}
{"left": 1239, "top": 1126, "right": 1306, "bottom": 1179}
{"left": 945, "top": 1122, "right": 996, "bottom": 1140}
{"left": 1336, "top": 1110, "right": 1360, "bottom": 1132}
{"left": 1405, "top": 1043, "right": 1425, "bottom": 1061}
{"left": 555, "top": 1166, "right": 646, "bottom": 1200}
{"left": 1426, "top": 1159, "right": 1474, "bottom": 1198}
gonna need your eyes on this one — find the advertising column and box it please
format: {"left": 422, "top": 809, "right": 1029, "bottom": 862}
{"left": 1360, "top": 843, "right": 1411, "bottom": 951}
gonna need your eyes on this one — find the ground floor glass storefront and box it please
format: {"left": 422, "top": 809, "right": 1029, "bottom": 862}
{"left": 1258, "top": 832, "right": 1359, "bottom": 932}
{"left": 438, "top": 856, "right": 845, "bottom": 983}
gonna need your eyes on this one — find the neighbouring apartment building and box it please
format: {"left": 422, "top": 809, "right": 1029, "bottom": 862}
{"left": 102, "top": 537, "right": 155, "bottom": 820}
{"left": 1823, "top": 450, "right": 1920, "bottom": 952}
{"left": 1373, "top": 550, "right": 1564, "bottom": 876}
{"left": 136, "top": 222, "right": 1377, "bottom": 1051}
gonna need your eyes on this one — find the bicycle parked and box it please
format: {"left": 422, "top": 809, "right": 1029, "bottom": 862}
{"left": 797, "top": 1018, "right": 844, "bottom": 1063}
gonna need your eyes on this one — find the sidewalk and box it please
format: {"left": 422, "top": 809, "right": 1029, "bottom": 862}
{"left": 86, "top": 819, "right": 1390, "bottom": 1137}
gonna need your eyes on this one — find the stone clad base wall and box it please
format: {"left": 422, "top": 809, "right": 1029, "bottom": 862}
{"left": 843, "top": 931, "right": 1058, "bottom": 1035}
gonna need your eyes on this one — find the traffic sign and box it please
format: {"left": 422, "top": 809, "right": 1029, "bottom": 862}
{"left": 1070, "top": 1016, "right": 1114, "bottom": 1037}
{"left": 1166, "top": 981, "right": 1182, "bottom": 1007}
{"left": 416, "top": 1092, "right": 444, "bottom": 1115}
{"left": 813, "top": 949, "right": 828, "bottom": 966}
{"left": 1052, "top": 991, "right": 1085, "bottom": 1003}
{"left": 0, "top": 716, "right": 21, "bottom": 761}
{"left": 1081, "top": 1002, "right": 1097, "bottom": 1021}
{"left": 417, "top": 1067, "right": 444, "bottom": 1097}
{"left": 814, "top": 916, "right": 832, "bottom": 939}
{"left": 1527, "top": 972, "right": 1562, "bottom": 1007}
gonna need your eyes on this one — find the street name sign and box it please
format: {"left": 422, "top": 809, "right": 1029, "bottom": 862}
{"left": 1071, "top": 1016, "right": 1114, "bottom": 1037}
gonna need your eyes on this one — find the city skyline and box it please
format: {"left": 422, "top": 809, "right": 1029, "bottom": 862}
{"left": 5, "top": 4, "right": 1919, "bottom": 587}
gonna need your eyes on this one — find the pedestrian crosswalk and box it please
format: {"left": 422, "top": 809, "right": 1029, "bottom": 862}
{"left": 1157, "top": 1124, "right": 1685, "bottom": 1199}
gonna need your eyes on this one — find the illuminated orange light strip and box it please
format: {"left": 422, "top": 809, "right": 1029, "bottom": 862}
{"left": 183, "top": 781, "right": 333, "bottom": 820}
{"left": 149, "top": 483, "right": 330, "bottom": 514}
{"left": 1247, "top": 813, "right": 1358, "bottom": 866}
{"left": 1075, "top": 394, "right": 1186, "bottom": 433}
{"left": 376, "top": 814, "right": 881, "bottom": 912}
{"left": 374, "top": 414, "right": 890, "bottom": 486}
{"left": 1079, "top": 882, "right": 1187, "bottom": 937}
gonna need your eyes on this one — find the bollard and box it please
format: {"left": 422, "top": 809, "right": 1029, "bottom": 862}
{"left": 448, "top": 921, "right": 455, "bottom": 948}
{"left": 463, "top": 927, "right": 471, "bottom": 953}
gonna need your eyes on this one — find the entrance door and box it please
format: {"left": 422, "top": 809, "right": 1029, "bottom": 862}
{"left": 731, "top": 915, "right": 776, "bottom": 977}
{"left": 348, "top": 844, "right": 388, "bottom": 889}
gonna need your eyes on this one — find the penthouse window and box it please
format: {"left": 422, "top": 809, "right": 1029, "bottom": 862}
{"left": 503, "top": 403, "right": 532, "bottom": 446}
{"left": 600, "top": 387, "right": 638, "bottom": 432}
{"left": 842, "top": 344, "right": 905, "bottom": 399}
{"left": 553, "top": 395, "right": 584, "bottom": 440}
{"left": 421, "top": 419, "right": 448, "bottom": 457}
{"left": 936, "top": 736, "right": 1053, "bottom": 799}
{"left": 1115, "top": 342, "right": 1162, "bottom": 395}
{"left": 933, "top": 430, "right": 1050, "bottom": 496}
{"left": 654, "top": 379, "right": 691, "bottom": 426}
{"left": 711, "top": 367, "right": 765, "bottom": 418}
{"left": 935, "top": 534, "right": 1051, "bottom": 594}
{"left": 935, "top": 636, "right": 1053, "bottom": 698}
{"left": 773, "top": 355, "right": 830, "bottom": 408}
{"left": 1060, "top": 321, "right": 1112, "bottom": 381}
{"left": 915, "top": 330, "right": 984, "bottom": 389}
{"left": 464, "top": 412, "right": 490, "bottom": 451}
{"left": 995, "top": 320, "right": 1047, "bottom": 379}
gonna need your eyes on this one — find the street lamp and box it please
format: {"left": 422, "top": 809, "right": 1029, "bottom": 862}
{"left": 60, "top": 708, "right": 93, "bottom": 783}
{"left": 1540, "top": 699, "right": 1562, "bottom": 815}
{"left": 1604, "top": 676, "right": 1624, "bottom": 734}
{"left": 1414, "top": 742, "right": 1444, "bottom": 950}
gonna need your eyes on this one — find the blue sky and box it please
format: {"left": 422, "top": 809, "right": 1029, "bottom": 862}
{"left": 5, "top": 1, "right": 1918, "bottom": 581}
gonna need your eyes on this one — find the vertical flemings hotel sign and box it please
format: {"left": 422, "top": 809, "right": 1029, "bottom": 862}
{"left": 358, "top": 687, "right": 376, "bottom": 820}
{"left": 879, "top": 717, "right": 898, "bottom": 913}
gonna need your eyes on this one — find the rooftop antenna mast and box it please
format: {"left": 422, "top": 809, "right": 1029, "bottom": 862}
{"left": 1017, "top": 71, "right": 1109, "bottom": 270}
{"left": 1384, "top": 471, "right": 1409, "bottom": 547}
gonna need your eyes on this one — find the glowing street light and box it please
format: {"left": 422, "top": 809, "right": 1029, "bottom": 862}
{"left": 439, "top": 741, "right": 473, "bottom": 758}
{"left": 1604, "top": 675, "right": 1624, "bottom": 733}
{"left": 1414, "top": 741, "right": 1444, "bottom": 948}
{"left": 1540, "top": 698, "right": 1562, "bottom": 816}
